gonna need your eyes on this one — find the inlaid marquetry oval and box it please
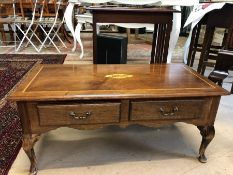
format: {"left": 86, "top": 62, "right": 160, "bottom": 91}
{"left": 105, "top": 74, "right": 133, "bottom": 79}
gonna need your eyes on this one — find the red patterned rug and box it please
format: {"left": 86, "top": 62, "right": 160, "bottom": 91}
{"left": 0, "top": 54, "right": 66, "bottom": 175}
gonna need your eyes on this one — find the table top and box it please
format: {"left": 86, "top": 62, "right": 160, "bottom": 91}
{"left": 87, "top": 6, "right": 179, "bottom": 13}
{"left": 10, "top": 64, "right": 229, "bottom": 101}
{"left": 69, "top": 0, "right": 199, "bottom": 6}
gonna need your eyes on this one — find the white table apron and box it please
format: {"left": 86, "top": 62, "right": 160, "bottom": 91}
{"left": 65, "top": 0, "right": 198, "bottom": 62}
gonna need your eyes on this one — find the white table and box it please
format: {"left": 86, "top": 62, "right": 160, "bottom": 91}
{"left": 64, "top": 0, "right": 198, "bottom": 62}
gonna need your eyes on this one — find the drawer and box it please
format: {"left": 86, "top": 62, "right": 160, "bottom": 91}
{"left": 130, "top": 99, "right": 210, "bottom": 121}
{"left": 37, "top": 103, "right": 120, "bottom": 126}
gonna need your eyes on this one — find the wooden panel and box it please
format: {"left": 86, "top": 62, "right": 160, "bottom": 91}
{"left": 130, "top": 98, "right": 211, "bottom": 121}
{"left": 38, "top": 102, "right": 120, "bottom": 126}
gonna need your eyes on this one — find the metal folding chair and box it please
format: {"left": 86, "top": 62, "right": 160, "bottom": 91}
{"left": 14, "top": 0, "right": 43, "bottom": 52}
{"left": 37, "top": 0, "right": 67, "bottom": 53}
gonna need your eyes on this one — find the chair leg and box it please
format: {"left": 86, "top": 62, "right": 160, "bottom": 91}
{"left": 2, "top": 32, "right": 6, "bottom": 46}
{"left": 187, "top": 25, "right": 198, "bottom": 66}
{"left": 0, "top": 26, "right": 7, "bottom": 46}
{"left": 191, "top": 24, "right": 202, "bottom": 67}
{"left": 15, "top": 24, "right": 39, "bottom": 52}
{"left": 201, "top": 63, "right": 207, "bottom": 75}
{"left": 8, "top": 24, "right": 14, "bottom": 42}
{"left": 10, "top": 23, "right": 18, "bottom": 51}
{"left": 49, "top": 25, "right": 67, "bottom": 48}
{"left": 38, "top": 25, "right": 61, "bottom": 53}
{"left": 231, "top": 83, "right": 233, "bottom": 94}
{"left": 60, "top": 24, "right": 72, "bottom": 43}
{"left": 25, "top": 25, "right": 43, "bottom": 48}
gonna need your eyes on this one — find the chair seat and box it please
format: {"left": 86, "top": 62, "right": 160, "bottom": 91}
{"left": 14, "top": 18, "right": 32, "bottom": 23}
{"left": 35, "top": 18, "right": 62, "bottom": 24}
{"left": 208, "top": 50, "right": 233, "bottom": 94}
{"left": 0, "top": 17, "right": 14, "bottom": 23}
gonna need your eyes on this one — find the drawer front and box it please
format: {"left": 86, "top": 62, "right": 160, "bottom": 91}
{"left": 37, "top": 103, "right": 120, "bottom": 126}
{"left": 130, "top": 99, "right": 210, "bottom": 121}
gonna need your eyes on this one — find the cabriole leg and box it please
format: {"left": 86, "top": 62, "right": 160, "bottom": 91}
{"left": 22, "top": 134, "right": 40, "bottom": 175}
{"left": 197, "top": 126, "right": 215, "bottom": 163}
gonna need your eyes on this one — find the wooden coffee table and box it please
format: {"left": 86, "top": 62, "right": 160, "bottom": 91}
{"left": 10, "top": 64, "right": 228, "bottom": 175}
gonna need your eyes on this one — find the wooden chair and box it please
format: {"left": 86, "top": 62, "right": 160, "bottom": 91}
{"left": 187, "top": 3, "right": 233, "bottom": 73}
{"left": 19, "top": 0, "right": 34, "bottom": 18}
{"left": 208, "top": 50, "right": 233, "bottom": 94}
{"left": 225, "top": 24, "right": 233, "bottom": 50}
{"left": 0, "top": 0, "right": 17, "bottom": 46}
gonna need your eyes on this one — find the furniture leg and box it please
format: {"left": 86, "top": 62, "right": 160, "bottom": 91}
{"left": 22, "top": 134, "right": 40, "bottom": 175}
{"left": 231, "top": 83, "right": 233, "bottom": 94}
{"left": 187, "top": 25, "right": 198, "bottom": 66}
{"left": 150, "top": 24, "right": 158, "bottom": 64}
{"left": 61, "top": 24, "right": 72, "bottom": 43}
{"left": 167, "top": 5, "right": 181, "bottom": 63}
{"left": 190, "top": 24, "right": 201, "bottom": 67}
{"left": 93, "top": 15, "right": 97, "bottom": 64}
{"left": 38, "top": 25, "right": 61, "bottom": 53}
{"left": 9, "top": 32, "right": 14, "bottom": 43}
{"left": 64, "top": 2, "right": 77, "bottom": 52}
{"left": 0, "top": 24, "right": 6, "bottom": 46}
{"left": 74, "top": 23, "right": 84, "bottom": 58}
{"left": 163, "top": 21, "right": 173, "bottom": 63}
{"left": 58, "top": 9, "right": 72, "bottom": 44}
{"left": 15, "top": 23, "right": 40, "bottom": 52}
{"left": 155, "top": 24, "right": 163, "bottom": 63}
{"left": 197, "top": 26, "right": 215, "bottom": 74}
{"left": 197, "top": 125, "right": 215, "bottom": 163}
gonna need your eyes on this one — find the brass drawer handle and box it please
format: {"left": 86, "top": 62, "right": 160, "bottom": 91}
{"left": 160, "top": 106, "right": 179, "bottom": 116}
{"left": 69, "top": 111, "right": 92, "bottom": 120}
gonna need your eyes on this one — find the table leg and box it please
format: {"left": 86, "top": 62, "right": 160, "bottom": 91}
{"left": 22, "top": 134, "right": 40, "bottom": 175}
{"left": 74, "top": 23, "right": 84, "bottom": 58}
{"left": 167, "top": 6, "right": 181, "bottom": 63}
{"left": 93, "top": 16, "right": 97, "bottom": 64}
{"left": 197, "top": 125, "right": 215, "bottom": 163}
{"left": 64, "top": 2, "right": 77, "bottom": 52}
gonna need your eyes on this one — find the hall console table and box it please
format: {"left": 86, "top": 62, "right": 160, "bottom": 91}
{"left": 10, "top": 64, "right": 228, "bottom": 175}
{"left": 87, "top": 7, "right": 179, "bottom": 64}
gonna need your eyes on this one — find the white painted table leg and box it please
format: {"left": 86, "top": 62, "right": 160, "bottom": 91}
{"left": 74, "top": 23, "right": 84, "bottom": 58}
{"left": 64, "top": 2, "right": 77, "bottom": 52}
{"left": 167, "top": 6, "right": 181, "bottom": 63}
{"left": 96, "top": 24, "right": 100, "bottom": 34}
